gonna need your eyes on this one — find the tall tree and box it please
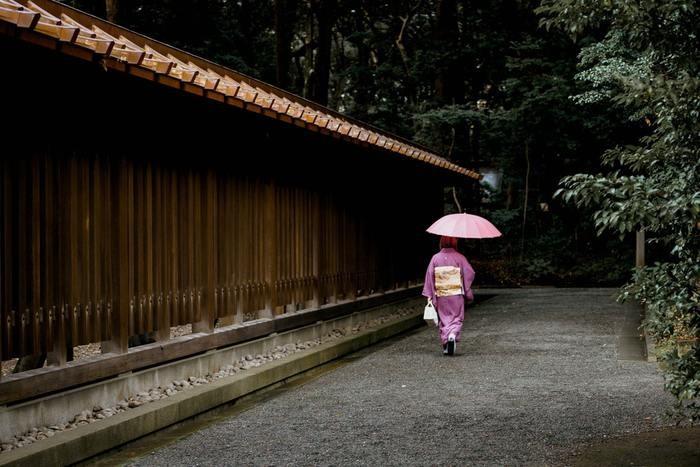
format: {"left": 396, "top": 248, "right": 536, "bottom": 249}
{"left": 309, "top": 0, "right": 336, "bottom": 105}
{"left": 433, "top": 0, "right": 463, "bottom": 105}
{"left": 274, "top": 0, "right": 297, "bottom": 89}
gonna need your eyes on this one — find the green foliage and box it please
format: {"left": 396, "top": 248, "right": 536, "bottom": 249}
{"left": 542, "top": 0, "right": 700, "bottom": 421}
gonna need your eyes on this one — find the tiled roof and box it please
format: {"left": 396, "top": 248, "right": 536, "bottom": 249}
{"left": 0, "top": 0, "right": 481, "bottom": 179}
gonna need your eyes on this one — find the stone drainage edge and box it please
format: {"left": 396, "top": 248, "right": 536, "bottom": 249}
{"left": 0, "top": 313, "right": 423, "bottom": 467}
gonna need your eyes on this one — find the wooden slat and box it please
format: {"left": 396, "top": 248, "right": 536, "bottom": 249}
{"left": 30, "top": 156, "right": 41, "bottom": 354}
{"left": 103, "top": 159, "right": 130, "bottom": 354}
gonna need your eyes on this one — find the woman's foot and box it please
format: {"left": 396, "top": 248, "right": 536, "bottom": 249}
{"left": 446, "top": 335, "right": 456, "bottom": 356}
{"left": 442, "top": 343, "right": 448, "bottom": 355}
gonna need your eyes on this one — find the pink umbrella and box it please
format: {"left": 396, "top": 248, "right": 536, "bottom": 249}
{"left": 426, "top": 213, "right": 502, "bottom": 239}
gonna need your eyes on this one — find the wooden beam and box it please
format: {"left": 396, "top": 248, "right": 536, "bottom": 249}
{"left": 93, "top": 26, "right": 144, "bottom": 64}
{"left": 60, "top": 14, "right": 113, "bottom": 55}
{"left": 0, "top": 286, "right": 421, "bottom": 405}
{"left": 26, "top": 1, "right": 77, "bottom": 42}
{"left": 0, "top": 1, "right": 38, "bottom": 29}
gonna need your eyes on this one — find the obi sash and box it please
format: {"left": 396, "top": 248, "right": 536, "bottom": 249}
{"left": 434, "top": 265, "right": 463, "bottom": 297}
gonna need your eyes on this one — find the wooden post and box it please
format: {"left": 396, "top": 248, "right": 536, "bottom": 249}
{"left": 47, "top": 160, "right": 66, "bottom": 366}
{"left": 262, "top": 180, "right": 277, "bottom": 318}
{"left": 636, "top": 230, "right": 645, "bottom": 268}
{"left": 103, "top": 159, "right": 130, "bottom": 354}
{"left": 193, "top": 171, "right": 216, "bottom": 333}
{"left": 155, "top": 168, "right": 169, "bottom": 342}
{"left": 311, "top": 193, "right": 321, "bottom": 308}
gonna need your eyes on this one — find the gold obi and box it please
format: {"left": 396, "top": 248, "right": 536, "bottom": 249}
{"left": 434, "top": 266, "right": 463, "bottom": 297}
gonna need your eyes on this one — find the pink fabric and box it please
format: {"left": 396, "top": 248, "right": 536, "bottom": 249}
{"left": 426, "top": 213, "right": 502, "bottom": 239}
{"left": 422, "top": 248, "right": 475, "bottom": 344}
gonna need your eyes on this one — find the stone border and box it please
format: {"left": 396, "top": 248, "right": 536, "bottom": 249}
{"left": 0, "top": 312, "right": 423, "bottom": 466}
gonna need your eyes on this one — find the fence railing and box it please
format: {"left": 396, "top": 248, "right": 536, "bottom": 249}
{"left": 1, "top": 154, "right": 426, "bottom": 381}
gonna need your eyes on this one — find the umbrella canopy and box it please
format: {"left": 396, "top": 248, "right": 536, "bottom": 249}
{"left": 426, "top": 213, "right": 502, "bottom": 239}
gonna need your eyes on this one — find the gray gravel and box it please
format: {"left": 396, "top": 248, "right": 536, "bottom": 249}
{"left": 129, "top": 288, "right": 673, "bottom": 466}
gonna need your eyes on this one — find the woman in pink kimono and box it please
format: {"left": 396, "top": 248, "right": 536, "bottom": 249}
{"left": 422, "top": 236, "right": 475, "bottom": 355}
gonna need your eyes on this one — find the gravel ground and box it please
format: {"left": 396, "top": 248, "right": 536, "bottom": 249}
{"left": 0, "top": 304, "right": 419, "bottom": 453}
{"left": 129, "top": 288, "right": 674, "bottom": 466}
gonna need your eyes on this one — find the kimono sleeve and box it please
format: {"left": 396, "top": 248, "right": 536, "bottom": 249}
{"left": 462, "top": 258, "right": 475, "bottom": 303}
{"left": 422, "top": 258, "right": 436, "bottom": 302}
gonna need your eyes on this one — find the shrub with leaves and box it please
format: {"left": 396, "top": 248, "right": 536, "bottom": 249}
{"left": 539, "top": 0, "right": 700, "bottom": 420}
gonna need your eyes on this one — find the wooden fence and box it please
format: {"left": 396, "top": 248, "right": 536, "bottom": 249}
{"left": 0, "top": 7, "right": 468, "bottom": 398}
{"left": 0, "top": 154, "right": 430, "bottom": 378}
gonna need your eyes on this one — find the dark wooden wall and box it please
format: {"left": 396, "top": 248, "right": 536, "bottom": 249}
{"left": 0, "top": 36, "right": 449, "bottom": 374}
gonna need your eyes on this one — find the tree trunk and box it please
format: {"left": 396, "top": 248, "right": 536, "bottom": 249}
{"left": 274, "top": 0, "right": 297, "bottom": 90}
{"left": 352, "top": 0, "right": 371, "bottom": 118}
{"left": 434, "top": 0, "right": 463, "bottom": 104}
{"left": 310, "top": 0, "right": 336, "bottom": 106}
{"left": 105, "top": 0, "right": 119, "bottom": 23}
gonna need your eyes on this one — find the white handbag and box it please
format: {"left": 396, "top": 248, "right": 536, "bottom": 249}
{"left": 423, "top": 298, "right": 438, "bottom": 326}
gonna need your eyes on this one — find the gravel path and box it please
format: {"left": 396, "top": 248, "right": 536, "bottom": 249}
{"left": 129, "top": 288, "right": 673, "bottom": 466}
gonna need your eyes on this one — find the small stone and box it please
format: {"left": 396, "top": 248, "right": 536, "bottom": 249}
{"left": 244, "top": 354, "right": 253, "bottom": 361}
{"left": 137, "top": 391, "right": 149, "bottom": 398}
{"left": 49, "top": 425, "right": 61, "bottom": 431}
{"left": 95, "top": 413, "right": 106, "bottom": 420}
{"left": 46, "top": 431, "right": 55, "bottom": 438}
{"left": 36, "top": 433, "right": 47, "bottom": 441}
{"left": 92, "top": 405, "right": 103, "bottom": 413}
{"left": 77, "top": 420, "right": 89, "bottom": 426}
{"left": 117, "top": 401, "right": 129, "bottom": 409}
{"left": 128, "top": 400, "right": 142, "bottom": 408}
{"left": 188, "top": 376, "right": 197, "bottom": 383}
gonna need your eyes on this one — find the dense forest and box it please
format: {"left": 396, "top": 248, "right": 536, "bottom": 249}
{"left": 62, "top": 0, "right": 640, "bottom": 286}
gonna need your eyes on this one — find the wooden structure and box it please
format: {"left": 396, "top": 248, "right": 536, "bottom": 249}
{"left": 0, "top": 0, "right": 479, "bottom": 403}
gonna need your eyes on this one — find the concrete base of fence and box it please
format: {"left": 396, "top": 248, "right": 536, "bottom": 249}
{"left": 0, "top": 307, "right": 423, "bottom": 467}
